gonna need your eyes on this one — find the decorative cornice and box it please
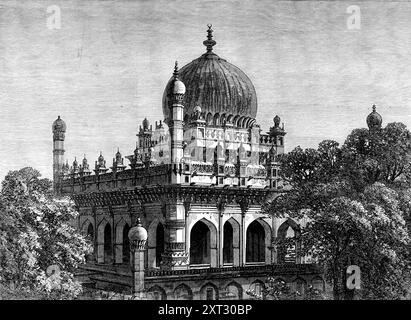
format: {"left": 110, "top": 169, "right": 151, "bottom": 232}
{"left": 71, "top": 184, "right": 276, "bottom": 208}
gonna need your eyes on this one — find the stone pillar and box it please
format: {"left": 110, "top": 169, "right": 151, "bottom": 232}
{"left": 161, "top": 201, "right": 189, "bottom": 270}
{"left": 129, "top": 219, "right": 148, "bottom": 299}
{"left": 240, "top": 213, "right": 246, "bottom": 266}
{"left": 217, "top": 202, "right": 225, "bottom": 267}
{"left": 270, "top": 216, "right": 278, "bottom": 264}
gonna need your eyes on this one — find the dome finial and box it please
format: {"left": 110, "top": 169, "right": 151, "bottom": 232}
{"left": 372, "top": 104, "right": 376, "bottom": 112}
{"left": 203, "top": 24, "right": 216, "bottom": 53}
{"left": 173, "top": 61, "right": 179, "bottom": 79}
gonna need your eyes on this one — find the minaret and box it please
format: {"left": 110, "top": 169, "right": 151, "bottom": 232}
{"left": 52, "top": 116, "right": 66, "bottom": 194}
{"left": 162, "top": 62, "right": 189, "bottom": 270}
{"left": 168, "top": 61, "right": 186, "bottom": 169}
{"left": 268, "top": 115, "right": 286, "bottom": 189}
{"left": 128, "top": 218, "right": 148, "bottom": 299}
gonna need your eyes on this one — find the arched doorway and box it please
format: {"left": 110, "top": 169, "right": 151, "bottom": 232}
{"left": 87, "top": 223, "right": 94, "bottom": 241}
{"left": 122, "top": 224, "right": 130, "bottom": 264}
{"left": 224, "top": 282, "right": 243, "bottom": 300}
{"left": 147, "top": 285, "right": 167, "bottom": 300}
{"left": 223, "top": 222, "right": 233, "bottom": 264}
{"left": 104, "top": 224, "right": 112, "bottom": 264}
{"left": 174, "top": 284, "right": 193, "bottom": 300}
{"left": 246, "top": 220, "right": 265, "bottom": 263}
{"left": 190, "top": 220, "right": 211, "bottom": 265}
{"left": 200, "top": 282, "right": 219, "bottom": 300}
{"left": 84, "top": 222, "right": 94, "bottom": 262}
{"left": 277, "top": 219, "right": 300, "bottom": 263}
{"left": 156, "top": 223, "right": 165, "bottom": 267}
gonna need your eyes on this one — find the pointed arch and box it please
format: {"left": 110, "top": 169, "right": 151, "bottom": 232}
{"left": 81, "top": 218, "right": 94, "bottom": 234}
{"left": 246, "top": 218, "right": 272, "bottom": 264}
{"left": 223, "top": 218, "right": 240, "bottom": 266}
{"left": 147, "top": 285, "right": 167, "bottom": 300}
{"left": 249, "top": 279, "right": 266, "bottom": 300}
{"left": 82, "top": 219, "right": 95, "bottom": 262}
{"left": 213, "top": 113, "right": 220, "bottom": 126}
{"left": 189, "top": 218, "right": 217, "bottom": 266}
{"left": 200, "top": 282, "right": 219, "bottom": 300}
{"left": 245, "top": 117, "right": 253, "bottom": 128}
{"left": 215, "top": 144, "right": 223, "bottom": 160}
{"left": 206, "top": 112, "right": 213, "bottom": 125}
{"left": 173, "top": 283, "right": 193, "bottom": 300}
{"left": 224, "top": 281, "right": 243, "bottom": 300}
{"left": 147, "top": 218, "right": 166, "bottom": 268}
{"left": 115, "top": 218, "right": 131, "bottom": 264}
{"left": 248, "top": 119, "right": 256, "bottom": 127}
{"left": 238, "top": 116, "right": 245, "bottom": 128}
{"left": 226, "top": 114, "right": 234, "bottom": 124}
{"left": 220, "top": 113, "right": 227, "bottom": 125}
{"left": 232, "top": 115, "right": 240, "bottom": 127}
{"left": 97, "top": 218, "right": 112, "bottom": 264}
{"left": 277, "top": 218, "right": 301, "bottom": 264}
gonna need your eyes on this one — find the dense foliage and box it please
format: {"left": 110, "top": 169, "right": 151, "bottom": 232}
{"left": 264, "top": 123, "right": 411, "bottom": 299}
{"left": 0, "top": 167, "right": 92, "bottom": 299}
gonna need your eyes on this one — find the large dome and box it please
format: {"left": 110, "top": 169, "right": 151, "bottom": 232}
{"left": 162, "top": 26, "right": 257, "bottom": 127}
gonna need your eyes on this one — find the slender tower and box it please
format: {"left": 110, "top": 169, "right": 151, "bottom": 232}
{"left": 52, "top": 115, "right": 66, "bottom": 195}
{"left": 168, "top": 61, "right": 186, "bottom": 168}
{"left": 161, "top": 62, "right": 189, "bottom": 270}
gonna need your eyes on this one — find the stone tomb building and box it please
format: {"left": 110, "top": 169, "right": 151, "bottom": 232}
{"left": 52, "top": 26, "right": 323, "bottom": 299}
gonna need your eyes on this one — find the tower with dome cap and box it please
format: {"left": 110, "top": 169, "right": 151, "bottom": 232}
{"left": 52, "top": 115, "right": 66, "bottom": 194}
{"left": 367, "top": 104, "right": 383, "bottom": 131}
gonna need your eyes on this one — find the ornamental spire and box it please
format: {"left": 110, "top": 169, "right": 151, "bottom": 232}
{"left": 173, "top": 61, "right": 179, "bottom": 79}
{"left": 203, "top": 24, "right": 216, "bottom": 53}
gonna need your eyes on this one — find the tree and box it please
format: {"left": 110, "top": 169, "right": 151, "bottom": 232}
{"left": 264, "top": 122, "right": 411, "bottom": 300}
{"left": 0, "top": 167, "right": 92, "bottom": 299}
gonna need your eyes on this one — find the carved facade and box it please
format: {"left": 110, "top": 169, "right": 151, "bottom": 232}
{"left": 52, "top": 26, "right": 324, "bottom": 299}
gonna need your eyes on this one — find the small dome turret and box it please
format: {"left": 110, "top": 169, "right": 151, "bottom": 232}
{"left": 171, "top": 62, "right": 186, "bottom": 95}
{"left": 52, "top": 115, "right": 66, "bottom": 132}
{"left": 274, "top": 115, "right": 281, "bottom": 127}
{"left": 98, "top": 151, "right": 105, "bottom": 165}
{"left": 128, "top": 218, "right": 148, "bottom": 242}
{"left": 115, "top": 148, "right": 122, "bottom": 162}
{"left": 82, "top": 155, "right": 88, "bottom": 167}
{"left": 142, "top": 118, "right": 149, "bottom": 131}
{"left": 366, "top": 104, "right": 382, "bottom": 130}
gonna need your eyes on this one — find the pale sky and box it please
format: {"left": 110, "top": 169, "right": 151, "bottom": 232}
{"left": 0, "top": 0, "right": 410, "bottom": 180}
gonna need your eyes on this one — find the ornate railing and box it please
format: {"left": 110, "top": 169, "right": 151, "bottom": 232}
{"left": 145, "top": 263, "right": 321, "bottom": 278}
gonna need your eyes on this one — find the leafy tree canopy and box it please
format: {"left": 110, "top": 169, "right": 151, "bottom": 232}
{"left": 264, "top": 123, "right": 411, "bottom": 300}
{"left": 0, "top": 167, "right": 92, "bottom": 299}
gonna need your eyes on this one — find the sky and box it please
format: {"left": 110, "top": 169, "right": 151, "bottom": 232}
{"left": 0, "top": 0, "right": 410, "bottom": 180}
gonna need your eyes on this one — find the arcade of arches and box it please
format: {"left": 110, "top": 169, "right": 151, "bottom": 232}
{"left": 82, "top": 217, "right": 302, "bottom": 266}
